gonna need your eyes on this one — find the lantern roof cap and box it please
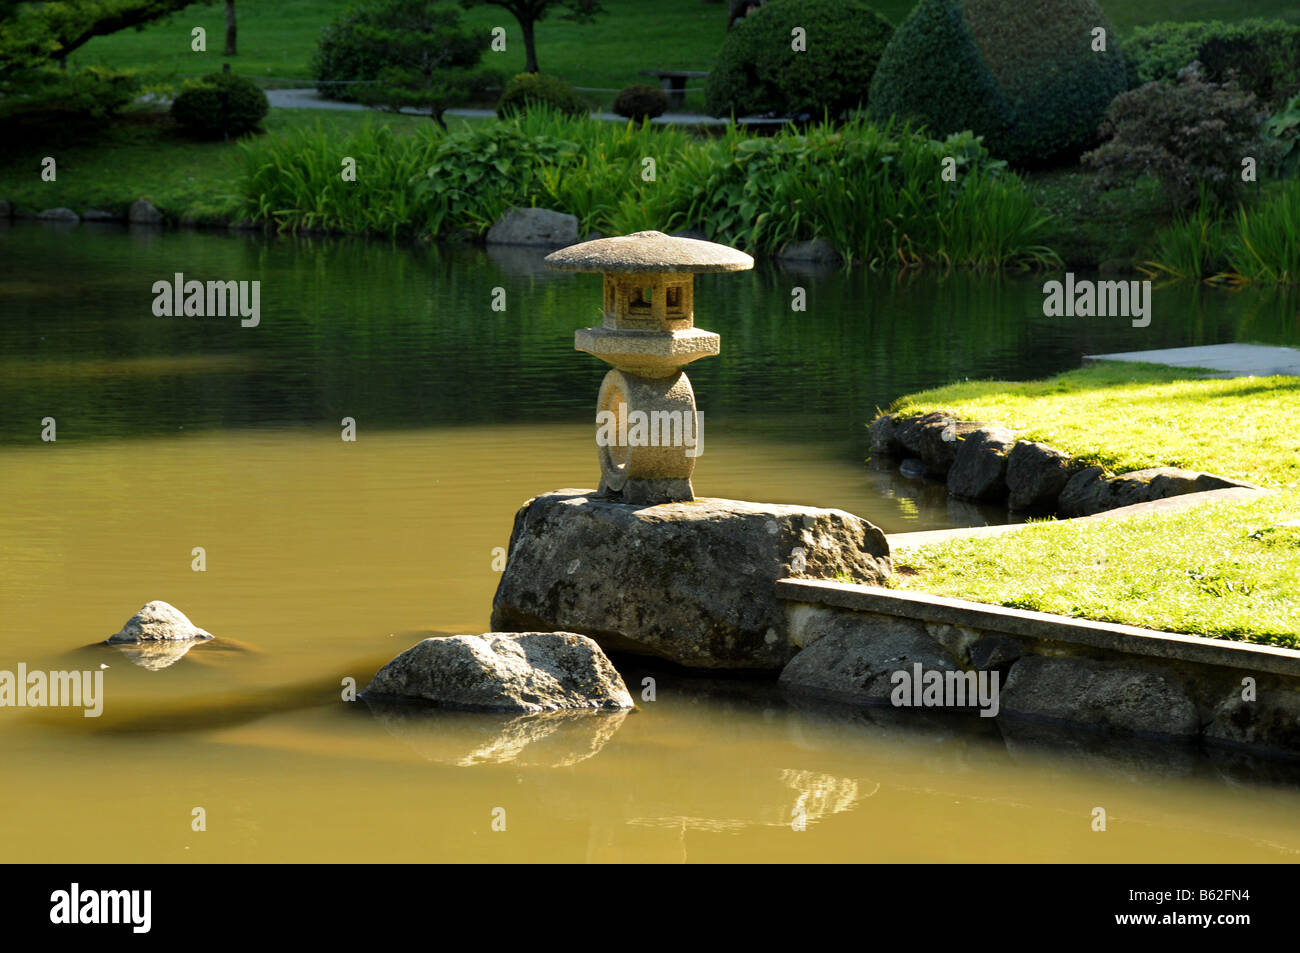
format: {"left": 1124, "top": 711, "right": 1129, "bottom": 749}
{"left": 544, "top": 231, "right": 754, "bottom": 274}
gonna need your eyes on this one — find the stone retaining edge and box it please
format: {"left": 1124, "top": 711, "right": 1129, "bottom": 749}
{"left": 774, "top": 578, "right": 1300, "bottom": 678}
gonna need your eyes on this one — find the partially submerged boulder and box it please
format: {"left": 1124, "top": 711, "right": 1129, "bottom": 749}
{"left": 1001, "top": 655, "right": 1199, "bottom": 739}
{"left": 947, "top": 426, "right": 1015, "bottom": 501}
{"left": 37, "top": 207, "right": 79, "bottom": 223}
{"left": 106, "top": 601, "right": 214, "bottom": 643}
{"left": 490, "top": 490, "right": 891, "bottom": 669}
{"left": 892, "top": 412, "right": 981, "bottom": 478}
{"left": 486, "top": 207, "right": 579, "bottom": 247}
{"left": 128, "top": 199, "right": 163, "bottom": 224}
{"left": 779, "top": 613, "right": 959, "bottom": 704}
{"left": 1006, "top": 440, "right": 1075, "bottom": 512}
{"left": 362, "top": 631, "right": 634, "bottom": 713}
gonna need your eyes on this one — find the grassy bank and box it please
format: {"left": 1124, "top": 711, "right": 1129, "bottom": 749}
{"left": 0, "top": 107, "right": 458, "bottom": 222}
{"left": 886, "top": 363, "right": 1300, "bottom": 646}
{"left": 890, "top": 362, "right": 1300, "bottom": 485}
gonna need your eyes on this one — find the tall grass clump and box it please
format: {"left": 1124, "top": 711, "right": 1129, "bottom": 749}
{"left": 237, "top": 120, "right": 441, "bottom": 236}
{"left": 1142, "top": 187, "right": 1228, "bottom": 281}
{"left": 236, "top": 110, "right": 1061, "bottom": 268}
{"left": 1225, "top": 180, "right": 1300, "bottom": 285}
{"left": 666, "top": 117, "right": 1058, "bottom": 268}
{"left": 1141, "top": 181, "right": 1300, "bottom": 285}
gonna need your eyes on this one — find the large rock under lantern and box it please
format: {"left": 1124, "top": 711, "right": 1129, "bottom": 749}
{"left": 490, "top": 490, "right": 891, "bottom": 670}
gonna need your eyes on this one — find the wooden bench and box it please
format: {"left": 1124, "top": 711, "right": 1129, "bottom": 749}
{"left": 639, "top": 70, "right": 709, "bottom": 107}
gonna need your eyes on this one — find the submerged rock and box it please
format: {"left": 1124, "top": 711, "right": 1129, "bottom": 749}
{"left": 362, "top": 631, "right": 634, "bottom": 713}
{"left": 490, "top": 490, "right": 891, "bottom": 669}
{"left": 106, "top": 601, "right": 214, "bottom": 643}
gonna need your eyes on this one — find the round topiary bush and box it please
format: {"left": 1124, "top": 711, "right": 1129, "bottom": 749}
{"left": 311, "top": 0, "right": 486, "bottom": 103}
{"left": 171, "top": 72, "right": 269, "bottom": 139}
{"left": 705, "top": 0, "right": 893, "bottom": 118}
{"left": 613, "top": 84, "right": 670, "bottom": 121}
{"left": 312, "top": 4, "right": 392, "bottom": 101}
{"left": 497, "top": 73, "right": 590, "bottom": 118}
{"left": 867, "top": 0, "right": 1128, "bottom": 166}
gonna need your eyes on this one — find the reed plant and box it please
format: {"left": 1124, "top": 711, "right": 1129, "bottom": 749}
{"left": 236, "top": 110, "right": 1060, "bottom": 268}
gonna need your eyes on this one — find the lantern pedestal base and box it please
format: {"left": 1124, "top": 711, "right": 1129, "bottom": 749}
{"left": 596, "top": 368, "right": 699, "bottom": 505}
{"left": 597, "top": 477, "right": 694, "bottom": 506}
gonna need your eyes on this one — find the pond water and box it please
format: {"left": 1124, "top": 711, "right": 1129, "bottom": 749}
{"left": 2, "top": 221, "right": 1299, "bottom": 862}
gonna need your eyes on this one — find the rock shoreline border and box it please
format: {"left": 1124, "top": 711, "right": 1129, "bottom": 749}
{"left": 869, "top": 409, "right": 1261, "bottom": 517}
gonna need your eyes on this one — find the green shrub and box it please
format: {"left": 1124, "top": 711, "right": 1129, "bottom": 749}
{"left": 1082, "top": 67, "right": 1266, "bottom": 210}
{"left": 1262, "top": 93, "right": 1300, "bottom": 178}
{"left": 613, "top": 84, "right": 669, "bottom": 121}
{"left": 236, "top": 110, "right": 1057, "bottom": 267}
{"left": 171, "top": 72, "right": 269, "bottom": 139}
{"left": 705, "top": 0, "right": 892, "bottom": 118}
{"left": 0, "top": 66, "right": 142, "bottom": 122}
{"left": 868, "top": 0, "right": 1127, "bottom": 166}
{"left": 1123, "top": 19, "right": 1300, "bottom": 106}
{"left": 311, "top": 0, "right": 487, "bottom": 104}
{"left": 496, "top": 73, "right": 589, "bottom": 118}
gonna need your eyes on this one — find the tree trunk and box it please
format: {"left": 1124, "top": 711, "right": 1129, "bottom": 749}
{"left": 519, "top": 17, "right": 538, "bottom": 73}
{"left": 224, "top": 1, "right": 237, "bottom": 56}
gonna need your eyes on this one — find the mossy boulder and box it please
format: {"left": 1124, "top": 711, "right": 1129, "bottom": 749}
{"left": 867, "top": 0, "right": 1127, "bottom": 165}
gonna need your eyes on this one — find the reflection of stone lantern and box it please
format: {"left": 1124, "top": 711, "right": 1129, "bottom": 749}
{"left": 545, "top": 231, "right": 754, "bottom": 505}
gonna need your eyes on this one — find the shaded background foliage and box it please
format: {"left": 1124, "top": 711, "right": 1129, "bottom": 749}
{"left": 868, "top": 0, "right": 1127, "bottom": 166}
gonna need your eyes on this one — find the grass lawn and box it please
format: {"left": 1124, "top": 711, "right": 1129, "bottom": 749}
{"left": 0, "top": 107, "right": 461, "bottom": 221}
{"left": 886, "top": 362, "right": 1300, "bottom": 646}
{"left": 65, "top": 0, "right": 1300, "bottom": 113}
{"left": 67, "top": 0, "right": 730, "bottom": 111}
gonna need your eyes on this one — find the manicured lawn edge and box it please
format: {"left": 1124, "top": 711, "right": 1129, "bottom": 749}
{"left": 873, "top": 362, "right": 1300, "bottom": 647}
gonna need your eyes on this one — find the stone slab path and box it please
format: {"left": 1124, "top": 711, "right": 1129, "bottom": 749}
{"left": 1084, "top": 343, "right": 1300, "bottom": 378}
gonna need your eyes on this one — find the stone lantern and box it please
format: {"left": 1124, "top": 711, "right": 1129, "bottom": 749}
{"left": 545, "top": 231, "right": 754, "bottom": 505}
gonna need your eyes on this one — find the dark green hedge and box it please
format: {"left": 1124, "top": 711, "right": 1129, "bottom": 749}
{"left": 705, "top": 0, "right": 893, "bottom": 118}
{"left": 1123, "top": 19, "right": 1300, "bottom": 106}
{"left": 868, "top": 0, "right": 1127, "bottom": 166}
